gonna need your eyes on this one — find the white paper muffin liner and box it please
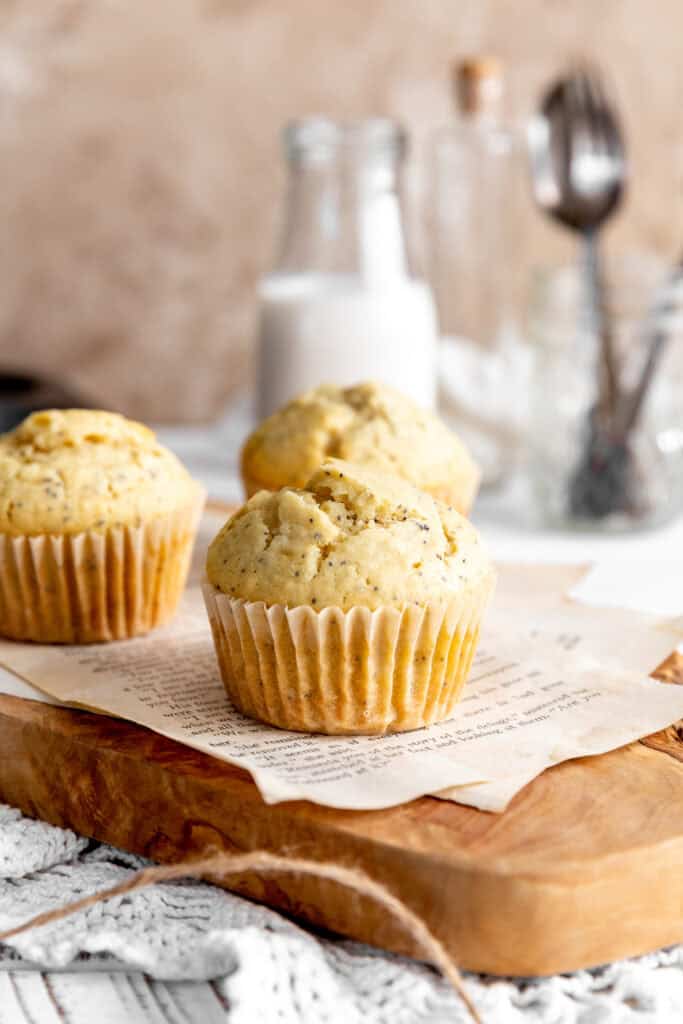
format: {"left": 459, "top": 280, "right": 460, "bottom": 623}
{"left": 203, "top": 572, "right": 495, "bottom": 735}
{"left": 0, "top": 491, "right": 205, "bottom": 644}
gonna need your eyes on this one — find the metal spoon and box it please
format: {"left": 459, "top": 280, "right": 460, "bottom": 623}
{"left": 528, "top": 64, "right": 627, "bottom": 421}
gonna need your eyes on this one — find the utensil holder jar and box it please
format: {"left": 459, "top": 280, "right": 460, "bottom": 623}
{"left": 526, "top": 257, "right": 683, "bottom": 531}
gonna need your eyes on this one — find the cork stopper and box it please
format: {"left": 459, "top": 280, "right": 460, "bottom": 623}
{"left": 453, "top": 56, "right": 504, "bottom": 116}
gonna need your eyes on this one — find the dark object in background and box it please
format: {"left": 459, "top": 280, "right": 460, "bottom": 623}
{"left": 0, "top": 373, "right": 89, "bottom": 432}
{"left": 527, "top": 63, "right": 626, "bottom": 424}
{"left": 568, "top": 408, "right": 638, "bottom": 520}
{"left": 528, "top": 64, "right": 634, "bottom": 521}
{"left": 569, "top": 265, "right": 682, "bottom": 522}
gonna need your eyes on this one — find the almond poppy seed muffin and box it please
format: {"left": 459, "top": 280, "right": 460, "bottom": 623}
{"left": 0, "top": 409, "right": 199, "bottom": 535}
{"left": 240, "top": 381, "right": 480, "bottom": 514}
{"left": 0, "top": 409, "right": 204, "bottom": 643}
{"left": 204, "top": 459, "right": 494, "bottom": 734}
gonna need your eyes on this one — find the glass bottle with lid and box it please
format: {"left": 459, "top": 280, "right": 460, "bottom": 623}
{"left": 256, "top": 118, "right": 438, "bottom": 418}
{"left": 431, "top": 57, "right": 523, "bottom": 488}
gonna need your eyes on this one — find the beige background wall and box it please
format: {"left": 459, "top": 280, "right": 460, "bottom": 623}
{"left": 0, "top": 0, "right": 680, "bottom": 421}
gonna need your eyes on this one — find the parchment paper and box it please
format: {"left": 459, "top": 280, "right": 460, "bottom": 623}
{"left": 568, "top": 559, "right": 683, "bottom": 617}
{"left": 1, "top": 512, "right": 682, "bottom": 812}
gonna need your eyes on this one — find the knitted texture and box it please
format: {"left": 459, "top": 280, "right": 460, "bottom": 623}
{"left": 1, "top": 803, "right": 682, "bottom": 1022}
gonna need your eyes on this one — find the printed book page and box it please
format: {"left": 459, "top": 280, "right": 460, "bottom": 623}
{"left": 1, "top": 513, "right": 682, "bottom": 812}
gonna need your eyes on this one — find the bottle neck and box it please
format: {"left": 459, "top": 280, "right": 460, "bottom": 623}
{"left": 458, "top": 107, "right": 503, "bottom": 134}
{"left": 453, "top": 58, "right": 504, "bottom": 127}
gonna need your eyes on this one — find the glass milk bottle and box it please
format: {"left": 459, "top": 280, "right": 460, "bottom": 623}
{"left": 256, "top": 118, "right": 438, "bottom": 418}
{"left": 431, "top": 57, "right": 521, "bottom": 488}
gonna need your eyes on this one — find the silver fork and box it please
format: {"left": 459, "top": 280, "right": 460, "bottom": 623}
{"left": 529, "top": 63, "right": 627, "bottom": 423}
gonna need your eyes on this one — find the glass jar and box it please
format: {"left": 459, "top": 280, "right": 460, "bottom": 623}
{"left": 256, "top": 118, "right": 438, "bottom": 418}
{"left": 527, "top": 256, "right": 683, "bottom": 530}
{"left": 431, "top": 57, "right": 524, "bottom": 489}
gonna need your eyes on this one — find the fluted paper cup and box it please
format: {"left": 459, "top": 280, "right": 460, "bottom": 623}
{"left": 0, "top": 490, "right": 205, "bottom": 644}
{"left": 203, "top": 572, "right": 495, "bottom": 735}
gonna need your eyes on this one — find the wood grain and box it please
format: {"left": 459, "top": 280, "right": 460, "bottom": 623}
{"left": 2, "top": 665, "right": 683, "bottom": 978}
{"left": 640, "top": 652, "right": 683, "bottom": 761}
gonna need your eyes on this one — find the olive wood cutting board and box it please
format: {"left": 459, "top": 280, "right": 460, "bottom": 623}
{"left": 1, "top": 648, "right": 683, "bottom": 978}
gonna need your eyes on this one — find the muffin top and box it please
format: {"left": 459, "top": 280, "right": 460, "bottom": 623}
{"left": 207, "top": 458, "right": 492, "bottom": 611}
{"left": 241, "top": 381, "right": 480, "bottom": 502}
{"left": 0, "top": 409, "right": 201, "bottom": 535}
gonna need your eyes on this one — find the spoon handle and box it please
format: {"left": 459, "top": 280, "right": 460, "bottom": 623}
{"left": 583, "top": 230, "right": 619, "bottom": 422}
{"left": 616, "top": 264, "right": 681, "bottom": 438}
{"left": 617, "top": 329, "right": 668, "bottom": 437}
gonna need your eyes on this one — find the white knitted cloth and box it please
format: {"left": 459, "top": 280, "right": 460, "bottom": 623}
{"left": 1, "top": 805, "right": 683, "bottom": 1022}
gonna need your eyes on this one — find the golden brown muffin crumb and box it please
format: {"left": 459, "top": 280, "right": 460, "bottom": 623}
{"left": 207, "top": 458, "right": 492, "bottom": 611}
{"left": 0, "top": 409, "right": 200, "bottom": 535}
{"left": 241, "top": 381, "right": 480, "bottom": 513}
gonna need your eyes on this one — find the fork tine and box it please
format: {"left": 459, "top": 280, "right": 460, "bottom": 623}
{"left": 574, "top": 66, "right": 603, "bottom": 139}
{"left": 558, "top": 78, "right": 588, "bottom": 198}
{"left": 592, "top": 68, "right": 625, "bottom": 180}
{"left": 564, "top": 71, "right": 594, "bottom": 182}
{"left": 571, "top": 62, "right": 625, "bottom": 172}
{"left": 583, "top": 63, "right": 625, "bottom": 152}
{"left": 583, "top": 70, "right": 608, "bottom": 157}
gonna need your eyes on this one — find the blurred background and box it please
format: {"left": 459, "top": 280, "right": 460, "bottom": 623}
{"left": 1, "top": 0, "right": 681, "bottom": 423}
